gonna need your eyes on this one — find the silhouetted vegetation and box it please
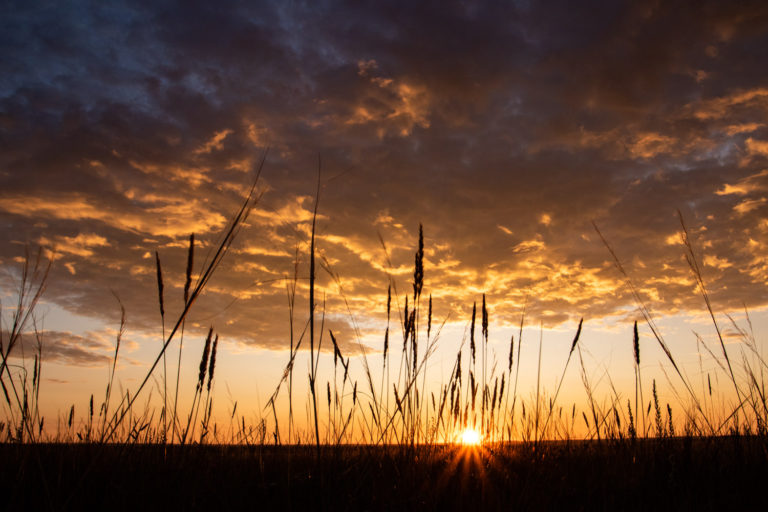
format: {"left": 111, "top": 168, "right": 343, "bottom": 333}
{"left": 2, "top": 167, "right": 768, "bottom": 509}
{"left": 2, "top": 438, "right": 767, "bottom": 511}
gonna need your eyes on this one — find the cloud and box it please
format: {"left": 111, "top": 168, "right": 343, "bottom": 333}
{"left": 0, "top": 194, "right": 227, "bottom": 238}
{"left": 2, "top": 0, "right": 768, "bottom": 355}
{"left": 734, "top": 197, "right": 767, "bottom": 215}
{"left": 195, "top": 129, "right": 234, "bottom": 155}
{"left": 691, "top": 88, "right": 768, "bottom": 121}
{"left": 716, "top": 169, "right": 768, "bottom": 195}
{"left": 37, "top": 233, "right": 110, "bottom": 258}
{"left": 348, "top": 60, "right": 432, "bottom": 137}
{"left": 627, "top": 133, "right": 679, "bottom": 159}
{"left": 745, "top": 138, "right": 768, "bottom": 157}
{"left": 3, "top": 330, "right": 114, "bottom": 367}
{"left": 724, "top": 123, "right": 763, "bottom": 135}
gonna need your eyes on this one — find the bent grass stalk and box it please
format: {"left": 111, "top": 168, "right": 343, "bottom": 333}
{"left": 308, "top": 158, "right": 321, "bottom": 453}
{"left": 592, "top": 221, "right": 714, "bottom": 434}
{"left": 103, "top": 154, "right": 266, "bottom": 442}
{"left": 678, "top": 211, "right": 743, "bottom": 407}
{"left": 540, "top": 318, "right": 583, "bottom": 436}
{"left": 172, "top": 233, "right": 195, "bottom": 443}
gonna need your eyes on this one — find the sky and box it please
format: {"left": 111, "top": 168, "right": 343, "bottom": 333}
{"left": 2, "top": 0, "right": 768, "bottom": 438}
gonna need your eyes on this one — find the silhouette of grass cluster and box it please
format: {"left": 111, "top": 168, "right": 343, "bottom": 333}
{"left": 2, "top": 165, "right": 768, "bottom": 509}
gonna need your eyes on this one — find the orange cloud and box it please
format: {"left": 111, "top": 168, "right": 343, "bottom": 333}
{"left": 345, "top": 60, "right": 431, "bottom": 137}
{"left": 716, "top": 169, "right": 768, "bottom": 196}
{"left": 37, "top": 233, "right": 110, "bottom": 257}
{"left": 194, "top": 129, "right": 233, "bottom": 154}
{"left": 745, "top": 138, "right": 768, "bottom": 157}
{"left": 511, "top": 237, "right": 546, "bottom": 254}
{"left": 627, "top": 132, "right": 678, "bottom": 159}
{"left": 734, "top": 197, "right": 767, "bottom": 215}
{"left": 723, "top": 123, "right": 763, "bottom": 135}
{"left": 129, "top": 161, "right": 211, "bottom": 187}
{"left": 690, "top": 88, "right": 768, "bottom": 120}
{"left": 0, "top": 194, "right": 226, "bottom": 238}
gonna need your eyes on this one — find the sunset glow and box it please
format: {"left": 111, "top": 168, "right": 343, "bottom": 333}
{"left": 459, "top": 429, "right": 482, "bottom": 447}
{"left": 4, "top": 3, "right": 768, "bottom": 510}
{"left": 1, "top": 0, "right": 768, "bottom": 446}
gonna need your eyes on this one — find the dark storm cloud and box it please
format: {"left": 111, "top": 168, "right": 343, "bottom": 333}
{"left": 2, "top": 0, "right": 768, "bottom": 352}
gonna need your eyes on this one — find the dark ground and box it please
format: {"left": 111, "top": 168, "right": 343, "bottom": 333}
{"left": 2, "top": 437, "right": 766, "bottom": 511}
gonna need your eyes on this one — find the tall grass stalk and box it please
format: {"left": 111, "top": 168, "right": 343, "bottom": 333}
{"left": 0, "top": 248, "right": 51, "bottom": 441}
{"left": 154, "top": 251, "right": 167, "bottom": 442}
{"left": 592, "top": 221, "right": 713, "bottom": 433}
{"left": 507, "top": 298, "right": 527, "bottom": 441}
{"left": 540, "top": 318, "right": 583, "bottom": 436}
{"left": 308, "top": 160, "right": 321, "bottom": 453}
{"left": 100, "top": 294, "right": 126, "bottom": 442}
{"left": 286, "top": 245, "right": 299, "bottom": 443}
{"left": 534, "top": 322, "right": 543, "bottom": 444}
{"left": 678, "top": 211, "right": 743, "bottom": 406}
{"left": 633, "top": 320, "right": 645, "bottom": 436}
{"left": 102, "top": 154, "right": 265, "bottom": 442}
{"left": 172, "top": 233, "right": 194, "bottom": 443}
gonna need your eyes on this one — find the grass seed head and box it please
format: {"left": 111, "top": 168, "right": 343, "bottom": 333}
{"left": 633, "top": 320, "right": 640, "bottom": 366}
{"left": 155, "top": 251, "right": 164, "bottom": 319}
{"left": 569, "top": 318, "right": 583, "bottom": 356}
{"left": 383, "top": 327, "right": 389, "bottom": 364}
{"left": 427, "top": 294, "right": 432, "bottom": 340}
{"left": 207, "top": 335, "right": 218, "bottom": 392}
{"left": 184, "top": 233, "right": 195, "bottom": 305}
{"left": 198, "top": 327, "right": 213, "bottom": 391}
{"left": 413, "top": 224, "right": 424, "bottom": 300}
{"left": 470, "top": 302, "right": 476, "bottom": 364}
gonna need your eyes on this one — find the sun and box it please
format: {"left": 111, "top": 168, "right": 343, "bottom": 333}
{"left": 459, "top": 428, "right": 482, "bottom": 446}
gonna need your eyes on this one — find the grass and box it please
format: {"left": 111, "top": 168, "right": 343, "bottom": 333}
{"left": 2, "top": 165, "right": 768, "bottom": 508}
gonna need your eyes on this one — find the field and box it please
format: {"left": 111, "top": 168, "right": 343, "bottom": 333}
{"left": 2, "top": 438, "right": 767, "bottom": 510}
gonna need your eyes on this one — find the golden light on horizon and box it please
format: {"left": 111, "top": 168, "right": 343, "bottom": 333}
{"left": 459, "top": 428, "right": 482, "bottom": 446}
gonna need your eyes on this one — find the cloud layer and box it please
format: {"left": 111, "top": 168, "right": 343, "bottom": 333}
{"left": 2, "top": 1, "right": 768, "bottom": 357}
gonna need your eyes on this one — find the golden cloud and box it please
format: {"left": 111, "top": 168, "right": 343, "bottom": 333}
{"left": 691, "top": 87, "right": 768, "bottom": 120}
{"left": 346, "top": 60, "right": 431, "bottom": 137}
{"left": 716, "top": 169, "right": 768, "bottom": 196}
{"left": 734, "top": 197, "right": 767, "bottom": 215}
{"left": 745, "top": 138, "right": 768, "bottom": 157}
{"left": 723, "top": 123, "right": 763, "bottom": 135}
{"left": 194, "top": 129, "right": 234, "bottom": 154}
{"left": 627, "top": 132, "right": 678, "bottom": 159}
{"left": 0, "top": 194, "right": 226, "bottom": 238}
{"left": 37, "top": 232, "right": 110, "bottom": 258}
